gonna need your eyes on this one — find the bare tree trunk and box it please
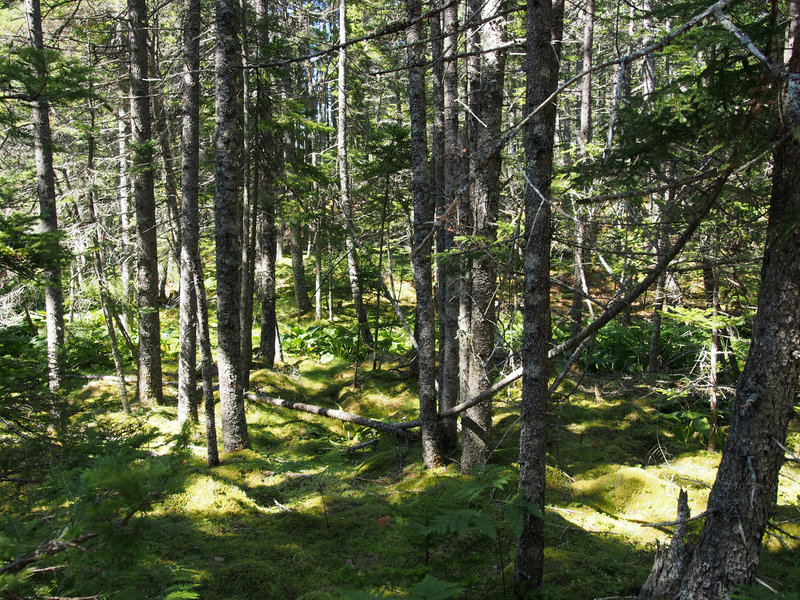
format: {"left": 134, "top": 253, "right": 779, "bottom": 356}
{"left": 461, "top": 0, "right": 506, "bottom": 473}
{"left": 116, "top": 16, "right": 134, "bottom": 332}
{"left": 337, "top": 0, "right": 373, "bottom": 348}
{"left": 25, "top": 0, "right": 66, "bottom": 393}
{"left": 178, "top": 0, "right": 202, "bottom": 425}
{"left": 128, "top": 0, "right": 163, "bottom": 405}
{"left": 515, "top": 0, "right": 560, "bottom": 590}
{"left": 215, "top": 0, "right": 248, "bottom": 451}
{"left": 406, "top": 0, "right": 443, "bottom": 469}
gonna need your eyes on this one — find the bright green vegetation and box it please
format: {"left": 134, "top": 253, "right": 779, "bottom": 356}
{"left": 2, "top": 296, "right": 798, "bottom": 599}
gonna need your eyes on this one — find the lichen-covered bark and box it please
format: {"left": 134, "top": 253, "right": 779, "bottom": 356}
{"left": 128, "top": 0, "right": 163, "bottom": 405}
{"left": 515, "top": 0, "right": 560, "bottom": 589}
{"left": 215, "top": 0, "right": 248, "bottom": 452}
{"left": 406, "top": 0, "right": 442, "bottom": 468}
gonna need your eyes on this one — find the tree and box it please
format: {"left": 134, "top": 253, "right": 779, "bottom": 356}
{"left": 24, "top": 0, "right": 65, "bottom": 393}
{"left": 406, "top": 0, "right": 442, "bottom": 469}
{"left": 641, "top": 8, "right": 800, "bottom": 598}
{"left": 177, "top": 0, "right": 202, "bottom": 425}
{"left": 128, "top": 0, "right": 163, "bottom": 405}
{"left": 215, "top": 0, "right": 249, "bottom": 451}
{"left": 515, "top": 0, "right": 562, "bottom": 590}
{"left": 337, "top": 0, "right": 374, "bottom": 348}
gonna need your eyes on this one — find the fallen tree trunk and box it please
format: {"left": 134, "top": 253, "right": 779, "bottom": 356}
{"left": 246, "top": 391, "right": 417, "bottom": 439}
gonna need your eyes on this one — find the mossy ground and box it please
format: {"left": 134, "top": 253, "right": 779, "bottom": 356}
{"left": 72, "top": 355, "right": 800, "bottom": 600}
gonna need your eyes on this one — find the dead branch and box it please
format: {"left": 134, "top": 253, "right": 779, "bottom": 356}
{"left": 246, "top": 392, "right": 417, "bottom": 439}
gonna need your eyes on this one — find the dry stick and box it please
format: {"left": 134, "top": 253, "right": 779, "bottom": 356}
{"left": 246, "top": 392, "right": 417, "bottom": 439}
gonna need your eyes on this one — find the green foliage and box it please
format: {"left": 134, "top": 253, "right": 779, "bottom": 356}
{"left": 339, "top": 575, "right": 462, "bottom": 600}
{"left": 0, "top": 214, "right": 66, "bottom": 280}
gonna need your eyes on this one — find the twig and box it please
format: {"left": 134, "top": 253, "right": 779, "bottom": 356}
{"left": 641, "top": 511, "right": 708, "bottom": 528}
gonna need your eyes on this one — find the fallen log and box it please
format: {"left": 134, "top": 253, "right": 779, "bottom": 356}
{"left": 246, "top": 392, "right": 417, "bottom": 439}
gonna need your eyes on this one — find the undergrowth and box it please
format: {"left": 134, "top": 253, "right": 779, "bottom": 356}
{"left": 1, "top": 301, "right": 798, "bottom": 599}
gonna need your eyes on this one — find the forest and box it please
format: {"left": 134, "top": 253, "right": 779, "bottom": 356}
{"left": 0, "top": 0, "right": 799, "bottom": 598}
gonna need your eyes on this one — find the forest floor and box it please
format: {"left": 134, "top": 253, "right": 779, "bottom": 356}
{"left": 71, "top": 352, "right": 800, "bottom": 600}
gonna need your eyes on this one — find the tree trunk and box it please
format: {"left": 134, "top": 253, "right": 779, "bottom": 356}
{"left": 254, "top": 0, "right": 278, "bottom": 368}
{"left": 116, "top": 17, "right": 134, "bottom": 332}
{"left": 178, "top": 0, "right": 202, "bottom": 425}
{"left": 289, "top": 221, "right": 313, "bottom": 314}
{"left": 337, "top": 0, "right": 374, "bottom": 348}
{"left": 128, "top": 0, "right": 163, "bottom": 405}
{"left": 437, "top": 0, "right": 460, "bottom": 454}
{"left": 461, "top": 0, "right": 506, "bottom": 473}
{"left": 215, "top": 0, "right": 248, "bottom": 451}
{"left": 643, "top": 20, "right": 800, "bottom": 600}
{"left": 25, "top": 0, "right": 66, "bottom": 393}
{"left": 239, "top": 0, "right": 257, "bottom": 389}
{"left": 406, "top": 0, "right": 443, "bottom": 469}
{"left": 515, "top": 0, "right": 560, "bottom": 590}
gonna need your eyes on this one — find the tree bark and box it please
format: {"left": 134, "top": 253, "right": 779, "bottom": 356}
{"left": 215, "top": 0, "right": 249, "bottom": 451}
{"left": 515, "top": 0, "right": 560, "bottom": 590}
{"left": 289, "top": 221, "right": 313, "bottom": 314}
{"left": 178, "top": 0, "right": 202, "bottom": 425}
{"left": 436, "top": 0, "right": 460, "bottom": 454}
{"left": 25, "top": 0, "right": 66, "bottom": 393}
{"left": 643, "top": 19, "right": 800, "bottom": 600}
{"left": 461, "top": 0, "right": 506, "bottom": 473}
{"left": 239, "top": 0, "right": 257, "bottom": 388}
{"left": 406, "top": 0, "right": 443, "bottom": 469}
{"left": 128, "top": 0, "right": 163, "bottom": 405}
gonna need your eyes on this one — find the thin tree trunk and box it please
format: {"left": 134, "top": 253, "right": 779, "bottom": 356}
{"left": 337, "top": 0, "right": 373, "bottom": 348}
{"left": 116, "top": 17, "right": 133, "bottom": 332}
{"left": 193, "top": 254, "right": 220, "bottom": 467}
{"left": 406, "top": 0, "right": 442, "bottom": 469}
{"left": 178, "top": 0, "right": 202, "bottom": 425}
{"left": 149, "top": 31, "right": 181, "bottom": 275}
{"left": 128, "top": 0, "right": 163, "bottom": 405}
{"left": 25, "top": 0, "right": 66, "bottom": 393}
{"left": 438, "top": 0, "right": 460, "bottom": 453}
{"left": 254, "top": 0, "right": 277, "bottom": 367}
{"left": 85, "top": 98, "right": 129, "bottom": 413}
{"left": 240, "top": 0, "right": 256, "bottom": 388}
{"left": 215, "top": 0, "right": 248, "bottom": 451}
{"left": 515, "top": 0, "right": 560, "bottom": 590}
